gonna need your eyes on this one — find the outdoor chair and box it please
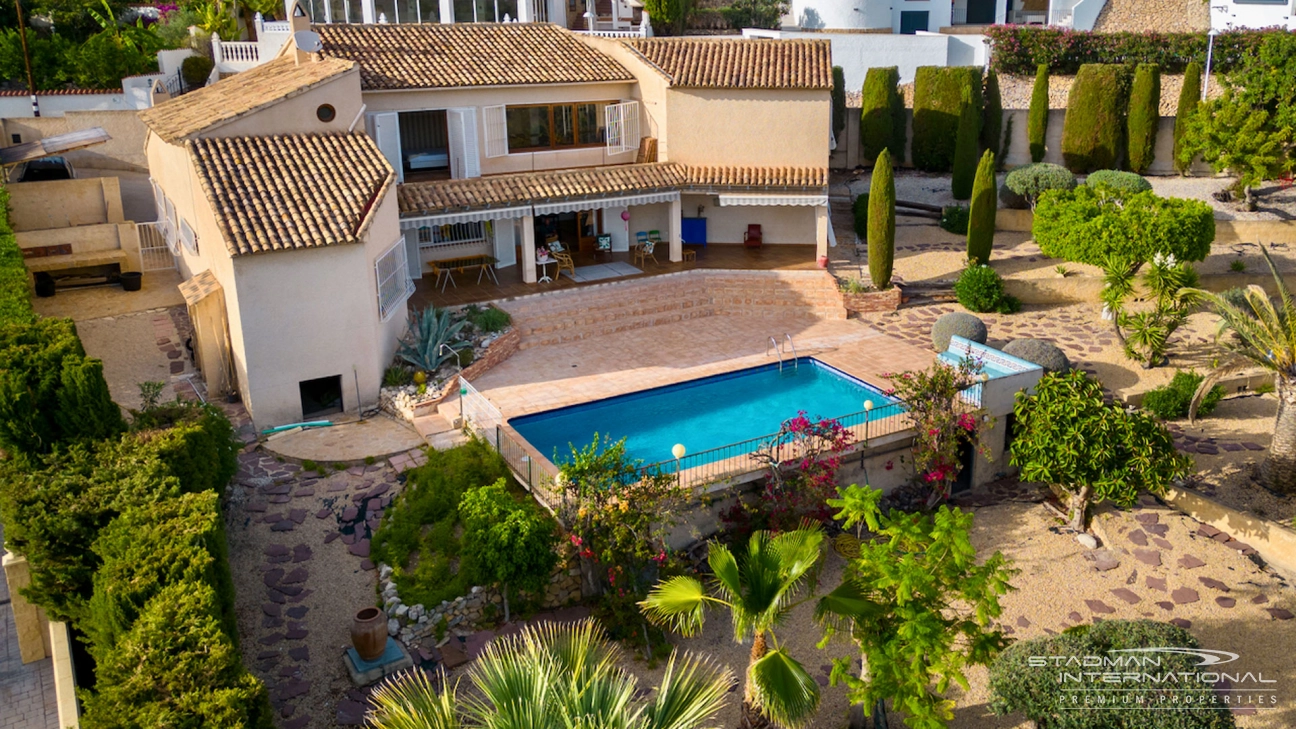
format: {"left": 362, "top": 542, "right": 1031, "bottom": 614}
{"left": 743, "top": 224, "right": 763, "bottom": 248}
{"left": 633, "top": 239, "right": 658, "bottom": 267}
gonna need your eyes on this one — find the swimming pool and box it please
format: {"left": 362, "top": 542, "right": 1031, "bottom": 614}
{"left": 510, "top": 358, "right": 898, "bottom": 468}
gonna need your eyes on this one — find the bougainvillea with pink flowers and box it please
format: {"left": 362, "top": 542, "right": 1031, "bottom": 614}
{"left": 885, "top": 358, "right": 990, "bottom": 506}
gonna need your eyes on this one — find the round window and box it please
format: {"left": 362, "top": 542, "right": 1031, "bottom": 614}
{"left": 316, "top": 104, "right": 336, "bottom": 123}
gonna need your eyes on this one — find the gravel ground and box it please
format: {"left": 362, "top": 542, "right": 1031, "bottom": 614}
{"left": 72, "top": 305, "right": 197, "bottom": 410}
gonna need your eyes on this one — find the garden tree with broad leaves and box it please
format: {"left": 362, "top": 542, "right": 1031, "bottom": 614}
{"left": 367, "top": 620, "right": 733, "bottom": 729}
{"left": 558, "top": 434, "right": 690, "bottom": 642}
{"left": 1010, "top": 371, "right": 1192, "bottom": 531}
{"left": 1101, "top": 251, "right": 1201, "bottom": 368}
{"left": 641, "top": 526, "right": 826, "bottom": 729}
{"left": 457, "top": 478, "right": 558, "bottom": 623}
{"left": 817, "top": 484, "right": 1016, "bottom": 729}
{"left": 1187, "top": 246, "right": 1296, "bottom": 495}
{"left": 884, "top": 357, "right": 989, "bottom": 507}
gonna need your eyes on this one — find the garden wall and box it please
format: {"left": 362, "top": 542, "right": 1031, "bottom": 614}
{"left": 1162, "top": 486, "right": 1296, "bottom": 581}
{"left": 0, "top": 109, "right": 149, "bottom": 172}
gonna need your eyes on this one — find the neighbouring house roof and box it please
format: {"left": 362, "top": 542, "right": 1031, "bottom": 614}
{"left": 623, "top": 38, "right": 832, "bottom": 90}
{"left": 313, "top": 22, "right": 634, "bottom": 90}
{"left": 139, "top": 56, "right": 357, "bottom": 144}
{"left": 398, "top": 163, "right": 827, "bottom": 217}
{"left": 188, "top": 133, "right": 394, "bottom": 257}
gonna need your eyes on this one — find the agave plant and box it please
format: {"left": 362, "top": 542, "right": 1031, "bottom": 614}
{"left": 366, "top": 619, "right": 732, "bottom": 729}
{"left": 397, "top": 305, "right": 469, "bottom": 373}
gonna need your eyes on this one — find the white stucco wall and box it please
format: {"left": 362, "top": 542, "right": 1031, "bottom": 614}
{"left": 788, "top": 0, "right": 888, "bottom": 30}
{"left": 745, "top": 30, "right": 984, "bottom": 91}
{"left": 1212, "top": 0, "right": 1295, "bottom": 30}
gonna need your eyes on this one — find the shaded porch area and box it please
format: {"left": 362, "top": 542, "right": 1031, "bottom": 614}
{"left": 409, "top": 242, "right": 821, "bottom": 309}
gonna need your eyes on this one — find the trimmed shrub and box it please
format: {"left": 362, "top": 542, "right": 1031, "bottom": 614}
{"left": 998, "top": 182, "right": 1029, "bottom": 210}
{"left": 831, "top": 65, "right": 846, "bottom": 141}
{"left": 912, "top": 66, "right": 982, "bottom": 172}
{"left": 981, "top": 68, "right": 1003, "bottom": 159}
{"left": 1027, "top": 64, "right": 1049, "bottom": 163}
{"left": 1002, "top": 338, "right": 1070, "bottom": 372}
{"left": 931, "top": 312, "right": 987, "bottom": 352}
{"left": 1005, "top": 163, "right": 1076, "bottom": 207}
{"left": 955, "top": 264, "right": 1019, "bottom": 314}
{"left": 1142, "top": 370, "right": 1225, "bottom": 420}
{"left": 1173, "top": 61, "right": 1202, "bottom": 174}
{"left": 1126, "top": 63, "right": 1161, "bottom": 174}
{"left": 0, "top": 184, "right": 34, "bottom": 327}
{"left": 1085, "top": 169, "right": 1153, "bottom": 195}
{"left": 1033, "top": 186, "right": 1215, "bottom": 266}
{"left": 181, "top": 54, "right": 214, "bottom": 89}
{"left": 1061, "top": 64, "right": 1133, "bottom": 173}
{"left": 951, "top": 86, "right": 981, "bottom": 200}
{"left": 852, "top": 192, "right": 869, "bottom": 238}
{"left": 80, "top": 581, "right": 274, "bottom": 729}
{"left": 984, "top": 24, "right": 1269, "bottom": 75}
{"left": 860, "top": 66, "right": 905, "bottom": 164}
{"left": 967, "top": 150, "right": 998, "bottom": 264}
{"left": 868, "top": 149, "right": 895, "bottom": 290}
{"left": 465, "top": 304, "right": 511, "bottom": 333}
{"left": 939, "top": 205, "right": 969, "bottom": 235}
{"left": 990, "top": 619, "right": 1236, "bottom": 729}
{"left": 0, "top": 317, "right": 125, "bottom": 455}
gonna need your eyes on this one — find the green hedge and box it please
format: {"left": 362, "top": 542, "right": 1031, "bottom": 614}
{"left": 1061, "top": 64, "right": 1133, "bottom": 173}
{"left": 1027, "top": 64, "right": 1050, "bottom": 163}
{"left": 981, "top": 69, "right": 1003, "bottom": 159}
{"left": 860, "top": 66, "right": 905, "bottom": 164}
{"left": 1033, "top": 186, "right": 1215, "bottom": 266}
{"left": 1173, "top": 61, "right": 1202, "bottom": 174}
{"left": 0, "top": 184, "right": 34, "bottom": 327}
{"left": 986, "top": 25, "right": 1274, "bottom": 75}
{"left": 951, "top": 86, "right": 982, "bottom": 200}
{"left": 1126, "top": 63, "right": 1161, "bottom": 174}
{"left": 912, "top": 66, "right": 982, "bottom": 172}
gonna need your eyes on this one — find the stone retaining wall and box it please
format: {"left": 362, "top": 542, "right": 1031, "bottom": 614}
{"left": 383, "top": 327, "right": 521, "bottom": 422}
{"left": 842, "top": 287, "right": 903, "bottom": 314}
{"left": 1163, "top": 487, "right": 1296, "bottom": 582}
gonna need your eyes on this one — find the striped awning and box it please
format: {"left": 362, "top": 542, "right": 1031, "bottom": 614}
{"left": 717, "top": 194, "right": 828, "bottom": 207}
{"left": 398, "top": 205, "right": 532, "bottom": 229}
{"left": 532, "top": 191, "right": 679, "bottom": 216}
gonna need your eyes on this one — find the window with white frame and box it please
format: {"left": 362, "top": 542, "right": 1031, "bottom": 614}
{"left": 375, "top": 239, "right": 415, "bottom": 320}
{"left": 605, "top": 101, "right": 639, "bottom": 155}
{"left": 180, "top": 218, "right": 198, "bottom": 255}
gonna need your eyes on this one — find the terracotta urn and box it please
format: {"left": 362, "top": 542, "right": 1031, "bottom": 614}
{"left": 351, "top": 607, "right": 388, "bottom": 662}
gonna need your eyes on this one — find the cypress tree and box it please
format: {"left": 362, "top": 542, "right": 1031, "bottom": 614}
{"left": 967, "top": 150, "right": 997, "bottom": 265}
{"left": 951, "top": 86, "right": 981, "bottom": 200}
{"left": 1061, "top": 64, "right": 1133, "bottom": 173}
{"left": 981, "top": 68, "right": 1004, "bottom": 158}
{"left": 868, "top": 149, "right": 895, "bottom": 290}
{"left": 831, "top": 65, "right": 846, "bottom": 142}
{"left": 1027, "top": 64, "right": 1050, "bottom": 163}
{"left": 1126, "top": 63, "right": 1161, "bottom": 174}
{"left": 1173, "top": 61, "right": 1202, "bottom": 175}
{"left": 860, "top": 66, "right": 902, "bottom": 163}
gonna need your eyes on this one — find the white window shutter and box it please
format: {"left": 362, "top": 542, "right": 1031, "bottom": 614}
{"left": 482, "top": 105, "right": 508, "bottom": 158}
{"left": 447, "top": 108, "right": 481, "bottom": 179}
{"left": 375, "top": 238, "right": 414, "bottom": 320}
{"left": 367, "top": 112, "right": 403, "bottom": 183}
{"left": 180, "top": 218, "right": 198, "bottom": 255}
{"left": 403, "top": 229, "right": 422, "bottom": 280}
{"left": 605, "top": 101, "right": 639, "bottom": 155}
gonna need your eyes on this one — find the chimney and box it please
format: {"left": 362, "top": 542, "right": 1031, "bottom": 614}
{"left": 150, "top": 79, "right": 171, "bottom": 105}
{"left": 290, "top": 0, "right": 311, "bottom": 32}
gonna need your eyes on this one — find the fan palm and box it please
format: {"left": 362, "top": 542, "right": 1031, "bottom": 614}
{"left": 639, "top": 527, "right": 825, "bottom": 729}
{"left": 1188, "top": 245, "right": 1296, "bottom": 494}
{"left": 366, "top": 619, "right": 731, "bottom": 729}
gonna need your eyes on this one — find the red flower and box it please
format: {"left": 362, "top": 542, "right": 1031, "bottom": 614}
{"left": 885, "top": 460, "right": 894, "bottom": 471}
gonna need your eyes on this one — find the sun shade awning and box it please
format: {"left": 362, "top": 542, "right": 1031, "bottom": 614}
{"left": 0, "top": 127, "right": 111, "bottom": 166}
{"left": 399, "top": 205, "right": 533, "bottom": 228}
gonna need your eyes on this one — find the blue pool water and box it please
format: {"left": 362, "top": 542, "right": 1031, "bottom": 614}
{"left": 510, "top": 358, "right": 897, "bottom": 468}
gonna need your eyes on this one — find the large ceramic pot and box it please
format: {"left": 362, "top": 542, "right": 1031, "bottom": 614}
{"left": 351, "top": 607, "right": 388, "bottom": 662}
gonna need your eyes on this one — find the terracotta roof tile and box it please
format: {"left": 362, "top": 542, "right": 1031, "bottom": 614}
{"left": 314, "top": 22, "right": 633, "bottom": 90}
{"left": 624, "top": 38, "right": 831, "bottom": 90}
{"left": 399, "top": 163, "right": 826, "bottom": 216}
{"left": 139, "top": 56, "right": 356, "bottom": 144}
{"left": 188, "top": 133, "right": 394, "bottom": 257}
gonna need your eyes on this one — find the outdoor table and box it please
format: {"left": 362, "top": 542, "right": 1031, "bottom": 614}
{"left": 427, "top": 254, "right": 499, "bottom": 293}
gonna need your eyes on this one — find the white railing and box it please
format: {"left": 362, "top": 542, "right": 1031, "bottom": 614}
{"left": 137, "top": 223, "right": 178, "bottom": 272}
{"left": 261, "top": 19, "right": 291, "bottom": 33}
{"left": 1049, "top": 0, "right": 1080, "bottom": 27}
{"left": 952, "top": 5, "right": 968, "bottom": 24}
{"left": 578, "top": 28, "right": 646, "bottom": 37}
{"left": 220, "top": 41, "right": 261, "bottom": 64}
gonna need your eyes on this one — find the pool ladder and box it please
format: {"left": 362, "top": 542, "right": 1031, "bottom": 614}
{"left": 766, "top": 334, "right": 799, "bottom": 372}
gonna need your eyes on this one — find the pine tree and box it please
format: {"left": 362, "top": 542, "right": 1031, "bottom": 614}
{"left": 1173, "top": 61, "right": 1202, "bottom": 175}
{"left": 1027, "top": 64, "right": 1050, "bottom": 163}
{"left": 952, "top": 86, "right": 981, "bottom": 200}
{"left": 967, "top": 150, "right": 997, "bottom": 265}
{"left": 868, "top": 149, "right": 895, "bottom": 290}
{"left": 1126, "top": 63, "right": 1161, "bottom": 174}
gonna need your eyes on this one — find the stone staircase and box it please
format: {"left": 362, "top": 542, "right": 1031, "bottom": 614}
{"left": 498, "top": 270, "right": 846, "bottom": 350}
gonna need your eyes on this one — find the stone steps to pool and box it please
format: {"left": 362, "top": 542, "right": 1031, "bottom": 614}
{"left": 499, "top": 270, "right": 846, "bottom": 349}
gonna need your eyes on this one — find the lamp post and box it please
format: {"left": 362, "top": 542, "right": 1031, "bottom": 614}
{"left": 1203, "top": 27, "right": 1219, "bottom": 102}
{"left": 672, "top": 443, "right": 686, "bottom": 484}
{"left": 863, "top": 399, "right": 873, "bottom": 440}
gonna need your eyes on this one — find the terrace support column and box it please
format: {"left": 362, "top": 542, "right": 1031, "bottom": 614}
{"left": 815, "top": 204, "right": 829, "bottom": 262}
{"left": 522, "top": 214, "right": 537, "bottom": 284}
{"left": 668, "top": 197, "right": 682, "bottom": 263}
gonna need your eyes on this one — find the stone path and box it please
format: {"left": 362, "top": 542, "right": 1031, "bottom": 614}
{"left": 0, "top": 525, "right": 58, "bottom": 729}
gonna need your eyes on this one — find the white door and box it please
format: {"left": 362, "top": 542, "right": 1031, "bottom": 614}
{"left": 447, "top": 108, "right": 481, "bottom": 180}
{"left": 366, "top": 112, "right": 403, "bottom": 183}
{"left": 403, "top": 229, "right": 422, "bottom": 280}
{"left": 493, "top": 219, "right": 517, "bottom": 268}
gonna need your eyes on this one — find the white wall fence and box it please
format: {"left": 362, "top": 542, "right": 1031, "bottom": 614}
{"left": 746, "top": 28, "right": 987, "bottom": 91}
{"left": 0, "top": 92, "right": 139, "bottom": 118}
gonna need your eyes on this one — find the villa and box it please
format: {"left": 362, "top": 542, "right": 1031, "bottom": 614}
{"left": 139, "top": 13, "right": 833, "bottom": 429}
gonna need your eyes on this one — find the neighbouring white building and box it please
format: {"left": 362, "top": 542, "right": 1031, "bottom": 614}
{"left": 1210, "top": 0, "right": 1296, "bottom": 30}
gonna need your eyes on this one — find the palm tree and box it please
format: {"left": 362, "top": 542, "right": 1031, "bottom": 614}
{"left": 366, "top": 619, "right": 731, "bottom": 729}
{"left": 1189, "top": 245, "right": 1296, "bottom": 494}
{"left": 639, "top": 527, "right": 825, "bottom": 729}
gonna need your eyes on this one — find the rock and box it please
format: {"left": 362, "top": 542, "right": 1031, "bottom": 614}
{"left": 1265, "top": 608, "right": 1294, "bottom": 620}
{"left": 395, "top": 604, "right": 409, "bottom": 618}
{"left": 380, "top": 564, "right": 393, "bottom": 580}
{"left": 1085, "top": 599, "right": 1116, "bottom": 615}
{"left": 1146, "top": 576, "right": 1167, "bottom": 592}
{"left": 931, "top": 312, "right": 987, "bottom": 353}
{"left": 1127, "top": 530, "right": 1148, "bottom": 547}
{"left": 1075, "top": 533, "right": 1098, "bottom": 549}
{"left": 389, "top": 618, "right": 401, "bottom": 635}
{"left": 1110, "top": 588, "right": 1141, "bottom": 605}
{"left": 1177, "top": 555, "right": 1206, "bottom": 569}
{"left": 1170, "top": 618, "right": 1193, "bottom": 630}
{"left": 1215, "top": 596, "right": 1236, "bottom": 608}
{"left": 1171, "top": 587, "right": 1200, "bottom": 604}
{"left": 1133, "top": 549, "right": 1162, "bottom": 567}
{"left": 1003, "top": 338, "right": 1071, "bottom": 373}
{"left": 1198, "top": 577, "right": 1230, "bottom": 592}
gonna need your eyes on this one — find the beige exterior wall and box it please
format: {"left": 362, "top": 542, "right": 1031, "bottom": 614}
{"left": 0, "top": 110, "right": 149, "bottom": 171}
{"left": 664, "top": 88, "right": 829, "bottom": 168}
{"left": 577, "top": 37, "right": 670, "bottom": 154}
{"left": 212, "top": 70, "right": 365, "bottom": 139}
{"left": 680, "top": 194, "right": 817, "bottom": 244}
{"left": 6, "top": 177, "right": 124, "bottom": 232}
{"left": 362, "top": 82, "right": 639, "bottom": 176}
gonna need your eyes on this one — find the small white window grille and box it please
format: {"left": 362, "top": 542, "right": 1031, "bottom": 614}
{"left": 375, "top": 238, "right": 414, "bottom": 320}
{"left": 180, "top": 218, "right": 198, "bottom": 255}
{"left": 483, "top": 105, "right": 508, "bottom": 158}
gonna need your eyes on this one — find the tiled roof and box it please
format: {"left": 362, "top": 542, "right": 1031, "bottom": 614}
{"left": 139, "top": 56, "right": 356, "bottom": 143}
{"left": 314, "top": 22, "right": 633, "bottom": 90}
{"left": 624, "top": 38, "right": 832, "bottom": 90}
{"left": 188, "top": 133, "right": 394, "bottom": 257}
{"left": 178, "top": 269, "right": 222, "bottom": 306}
{"left": 399, "top": 163, "right": 826, "bottom": 216}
